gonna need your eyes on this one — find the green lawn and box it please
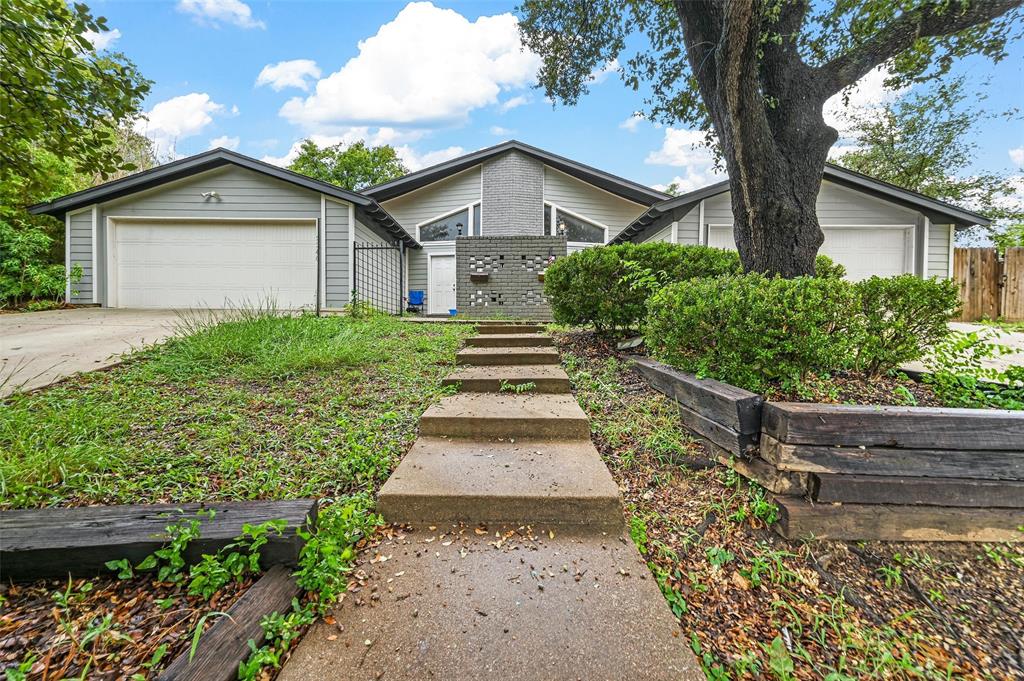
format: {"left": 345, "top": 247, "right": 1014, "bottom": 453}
{"left": 0, "top": 312, "right": 471, "bottom": 509}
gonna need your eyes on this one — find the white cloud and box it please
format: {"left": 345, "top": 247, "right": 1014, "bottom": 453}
{"left": 135, "top": 93, "right": 225, "bottom": 158}
{"left": 256, "top": 60, "right": 322, "bottom": 92}
{"left": 620, "top": 114, "right": 643, "bottom": 132}
{"left": 590, "top": 58, "right": 620, "bottom": 84}
{"left": 498, "top": 95, "right": 530, "bottom": 113}
{"left": 646, "top": 127, "right": 724, "bottom": 193}
{"left": 209, "top": 135, "right": 240, "bottom": 151}
{"left": 396, "top": 145, "right": 466, "bottom": 171}
{"left": 825, "top": 65, "right": 910, "bottom": 154}
{"left": 83, "top": 28, "right": 121, "bottom": 50}
{"left": 489, "top": 126, "right": 514, "bottom": 137}
{"left": 177, "top": 0, "right": 265, "bottom": 29}
{"left": 279, "top": 2, "right": 539, "bottom": 128}
{"left": 1010, "top": 146, "right": 1024, "bottom": 168}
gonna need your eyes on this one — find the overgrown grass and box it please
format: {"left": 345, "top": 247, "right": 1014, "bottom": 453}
{"left": 0, "top": 311, "right": 471, "bottom": 508}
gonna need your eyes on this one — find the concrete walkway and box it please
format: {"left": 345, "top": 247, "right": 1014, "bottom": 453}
{"left": 0, "top": 308, "right": 181, "bottom": 396}
{"left": 280, "top": 322, "right": 701, "bottom": 680}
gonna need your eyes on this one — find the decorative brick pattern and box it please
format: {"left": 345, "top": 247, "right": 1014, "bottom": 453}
{"left": 481, "top": 150, "right": 544, "bottom": 236}
{"left": 455, "top": 236, "right": 567, "bottom": 320}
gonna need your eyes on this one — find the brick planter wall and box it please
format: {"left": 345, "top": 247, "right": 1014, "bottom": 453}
{"left": 456, "top": 236, "right": 567, "bottom": 320}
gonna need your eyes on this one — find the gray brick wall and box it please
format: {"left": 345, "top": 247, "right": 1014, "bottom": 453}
{"left": 481, "top": 150, "right": 544, "bottom": 236}
{"left": 456, "top": 236, "right": 567, "bottom": 320}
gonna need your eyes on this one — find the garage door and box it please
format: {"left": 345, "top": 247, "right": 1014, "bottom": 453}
{"left": 111, "top": 220, "right": 316, "bottom": 309}
{"left": 707, "top": 225, "right": 912, "bottom": 281}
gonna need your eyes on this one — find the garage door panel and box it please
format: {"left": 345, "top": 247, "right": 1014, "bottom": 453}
{"left": 114, "top": 221, "right": 316, "bottom": 309}
{"left": 707, "top": 225, "right": 911, "bottom": 281}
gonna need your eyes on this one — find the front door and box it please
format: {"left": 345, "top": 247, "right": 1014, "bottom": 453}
{"left": 429, "top": 254, "right": 456, "bottom": 315}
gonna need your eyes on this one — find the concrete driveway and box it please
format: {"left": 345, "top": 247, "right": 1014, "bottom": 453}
{"left": 0, "top": 308, "right": 182, "bottom": 396}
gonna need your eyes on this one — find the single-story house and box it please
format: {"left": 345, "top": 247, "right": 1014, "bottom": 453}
{"left": 30, "top": 140, "right": 989, "bottom": 318}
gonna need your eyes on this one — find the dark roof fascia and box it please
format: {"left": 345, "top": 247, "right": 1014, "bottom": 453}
{"left": 611, "top": 180, "right": 729, "bottom": 244}
{"left": 363, "top": 140, "right": 671, "bottom": 206}
{"left": 27, "top": 148, "right": 419, "bottom": 248}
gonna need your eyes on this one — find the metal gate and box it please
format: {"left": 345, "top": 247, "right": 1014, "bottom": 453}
{"left": 353, "top": 241, "right": 403, "bottom": 315}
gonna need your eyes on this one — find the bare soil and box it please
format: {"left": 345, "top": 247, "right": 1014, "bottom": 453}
{"left": 0, "top": 575, "right": 250, "bottom": 679}
{"left": 554, "top": 330, "right": 1024, "bottom": 680}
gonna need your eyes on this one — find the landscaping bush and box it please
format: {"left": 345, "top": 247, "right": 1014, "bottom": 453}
{"left": 644, "top": 274, "right": 861, "bottom": 393}
{"left": 853, "top": 274, "right": 960, "bottom": 375}
{"left": 544, "top": 242, "right": 740, "bottom": 332}
{"left": 814, "top": 254, "right": 846, "bottom": 279}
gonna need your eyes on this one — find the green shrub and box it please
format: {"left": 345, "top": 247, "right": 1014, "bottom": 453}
{"left": 853, "top": 274, "right": 960, "bottom": 375}
{"left": 644, "top": 274, "right": 861, "bottom": 392}
{"left": 814, "top": 254, "right": 846, "bottom": 279}
{"left": 544, "top": 242, "right": 740, "bottom": 332}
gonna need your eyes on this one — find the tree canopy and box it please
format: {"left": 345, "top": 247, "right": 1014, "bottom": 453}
{"left": 1, "top": 0, "right": 151, "bottom": 185}
{"left": 519, "top": 0, "right": 1023, "bottom": 276}
{"left": 287, "top": 139, "right": 409, "bottom": 191}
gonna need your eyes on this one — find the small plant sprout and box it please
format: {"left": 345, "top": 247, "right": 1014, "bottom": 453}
{"left": 500, "top": 380, "right": 537, "bottom": 394}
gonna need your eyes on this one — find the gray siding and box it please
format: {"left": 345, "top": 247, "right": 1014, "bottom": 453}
{"left": 928, "top": 223, "right": 952, "bottom": 279}
{"left": 543, "top": 167, "right": 647, "bottom": 241}
{"left": 381, "top": 166, "right": 481, "bottom": 236}
{"left": 677, "top": 204, "right": 700, "bottom": 244}
{"left": 481, "top": 150, "right": 544, "bottom": 236}
{"left": 324, "top": 198, "right": 350, "bottom": 309}
{"left": 68, "top": 209, "right": 93, "bottom": 303}
{"left": 88, "top": 166, "right": 338, "bottom": 306}
{"left": 642, "top": 223, "right": 673, "bottom": 244}
{"left": 702, "top": 181, "right": 918, "bottom": 228}
{"left": 408, "top": 248, "right": 427, "bottom": 298}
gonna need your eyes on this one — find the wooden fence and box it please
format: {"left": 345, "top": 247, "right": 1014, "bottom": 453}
{"left": 953, "top": 247, "right": 1023, "bottom": 322}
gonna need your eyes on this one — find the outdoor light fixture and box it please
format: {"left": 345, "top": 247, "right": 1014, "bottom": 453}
{"left": 457, "top": 222, "right": 464, "bottom": 236}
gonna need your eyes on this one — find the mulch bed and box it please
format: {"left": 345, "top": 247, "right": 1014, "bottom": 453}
{"left": 1, "top": 574, "right": 251, "bottom": 680}
{"left": 553, "top": 330, "right": 1024, "bottom": 680}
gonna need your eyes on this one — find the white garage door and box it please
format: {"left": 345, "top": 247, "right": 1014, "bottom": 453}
{"left": 708, "top": 225, "right": 913, "bottom": 281}
{"left": 112, "top": 220, "right": 316, "bottom": 309}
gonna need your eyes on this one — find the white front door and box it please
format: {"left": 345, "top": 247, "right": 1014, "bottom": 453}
{"left": 428, "top": 254, "right": 457, "bottom": 315}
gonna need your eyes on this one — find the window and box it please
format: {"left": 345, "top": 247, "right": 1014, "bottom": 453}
{"left": 420, "top": 208, "right": 470, "bottom": 242}
{"left": 472, "top": 203, "right": 482, "bottom": 235}
{"left": 546, "top": 205, "right": 605, "bottom": 243}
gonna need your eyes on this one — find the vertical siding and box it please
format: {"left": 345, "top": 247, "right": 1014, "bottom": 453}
{"left": 481, "top": 150, "right": 544, "bottom": 235}
{"left": 380, "top": 166, "right": 482, "bottom": 235}
{"left": 324, "top": 199, "right": 350, "bottom": 308}
{"left": 543, "top": 167, "right": 647, "bottom": 241}
{"left": 68, "top": 210, "right": 93, "bottom": 303}
{"left": 928, "top": 223, "right": 952, "bottom": 279}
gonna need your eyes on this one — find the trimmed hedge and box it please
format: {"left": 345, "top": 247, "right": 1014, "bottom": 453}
{"left": 543, "top": 243, "right": 741, "bottom": 332}
{"left": 645, "top": 274, "right": 861, "bottom": 393}
{"left": 644, "top": 273, "right": 959, "bottom": 392}
{"left": 853, "top": 274, "right": 960, "bottom": 374}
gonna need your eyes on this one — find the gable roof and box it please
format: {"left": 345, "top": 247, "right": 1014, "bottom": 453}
{"left": 612, "top": 163, "right": 992, "bottom": 244}
{"left": 28, "top": 148, "right": 420, "bottom": 249}
{"left": 362, "top": 140, "right": 672, "bottom": 205}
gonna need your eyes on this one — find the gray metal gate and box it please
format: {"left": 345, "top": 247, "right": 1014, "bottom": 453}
{"left": 353, "top": 241, "right": 403, "bottom": 315}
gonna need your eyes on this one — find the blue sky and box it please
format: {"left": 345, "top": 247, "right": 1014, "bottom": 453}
{"left": 88, "top": 0, "right": 1023, "bottom": 193}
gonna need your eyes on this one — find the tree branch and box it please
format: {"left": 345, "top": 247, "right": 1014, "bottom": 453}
{"left": 817, "top": 0, "right": 1023, "bottom": 96}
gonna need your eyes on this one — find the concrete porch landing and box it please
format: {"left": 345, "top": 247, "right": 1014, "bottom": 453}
{"left": 279, "top": 323, "right": 701, "bottom": 680}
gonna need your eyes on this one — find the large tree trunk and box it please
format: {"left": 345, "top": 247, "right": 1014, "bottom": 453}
{"left": 675, "top": 0, "right": 834, "bottom": 277}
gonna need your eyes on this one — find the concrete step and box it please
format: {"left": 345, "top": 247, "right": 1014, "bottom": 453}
{"left": 420, "top": 393, "right": 590, "bottom": 439}
{"left": 465, "top": 334, "right": 553, "bottom": 348}
{"left": 278, "top": 525, "right": 703, "bottom": 681}
{"left": 442, "top": 365, "right": 571, "bottom": 394}
{"left": 476, "top": 324, "right": 542, "bottom": 334}
{"left": 378, "top": 437, "right": 622, "bottom": 527}
{"left": 457, "top": 347, "right": 560, "bottom": 366}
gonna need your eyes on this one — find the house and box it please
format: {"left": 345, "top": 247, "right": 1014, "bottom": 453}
{"left": 29, "top": 140, "right": 989, "bottom": 318}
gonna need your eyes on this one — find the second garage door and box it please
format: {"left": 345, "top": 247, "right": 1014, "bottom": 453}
{"left": 707, "top": 225, "right": 913, "bottom": 280}
{"left": 110, "top": 219, "right": 317, "bottom": 309}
